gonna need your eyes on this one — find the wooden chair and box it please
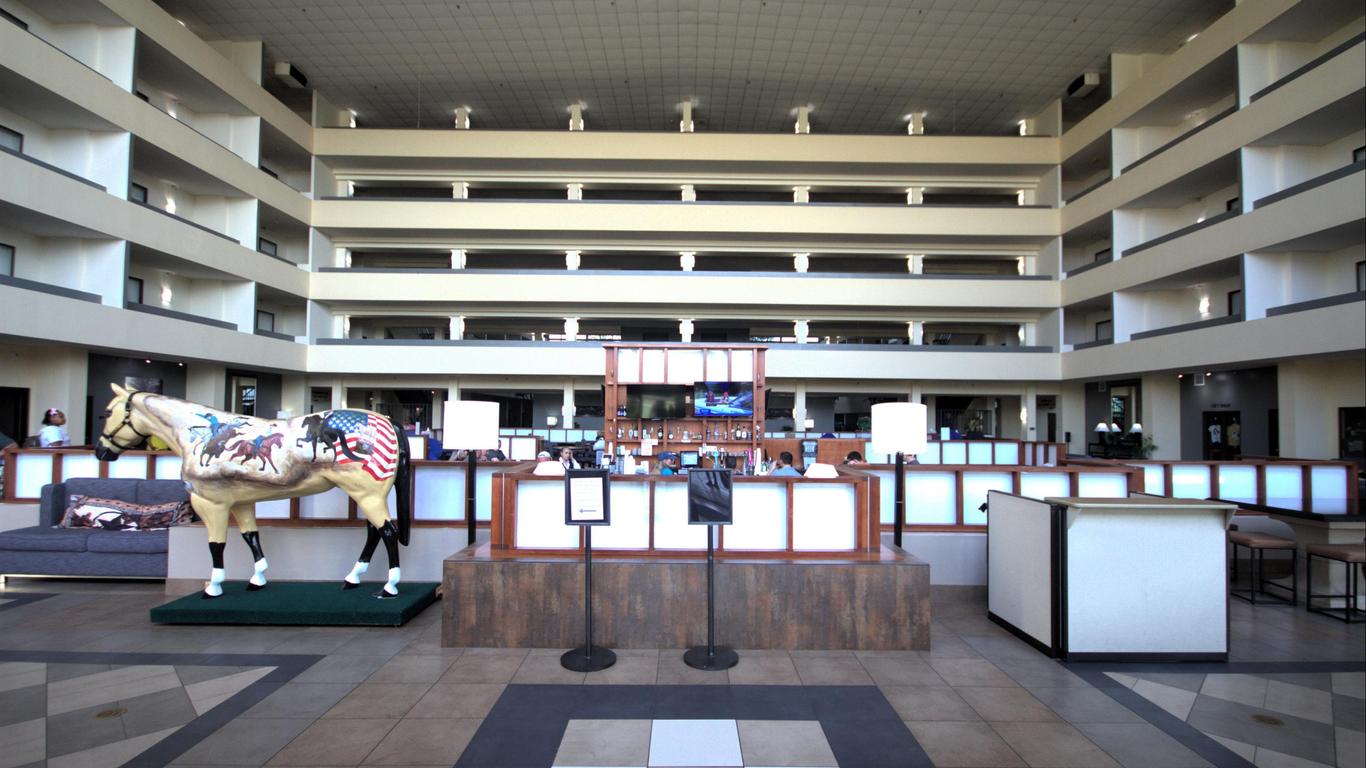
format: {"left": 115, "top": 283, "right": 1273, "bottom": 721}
{"left": 1229, "top": 530, "right": 1297, "bottom": 605}
{"left": 1305, "top": 543, "right": 1364, "bottom": 623}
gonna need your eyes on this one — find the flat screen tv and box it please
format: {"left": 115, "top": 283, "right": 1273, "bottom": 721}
{"left": 625, "top": 385, "right": 689, "bottom": 419}
{"left": 693, "top": 381, "right": 754, "bottom": 418}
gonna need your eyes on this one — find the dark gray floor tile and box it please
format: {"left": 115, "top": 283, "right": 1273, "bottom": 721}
{"left": 0, "top": 683, "right": 45, "bottom": 727}
{"left": 1261, "top": 672, "right": 1334, "bottom": 692}
{"left": 1185, "top": 692, "right": 1336, "bottom": 765}
{"left": 45, "top": 663, "right": 113, "bottom": 683}
{"left": 45, "top": 700, "right": 129, "bottom": 758}
{"left": 1029, "top": 686, "right": 1144, "bottom": 724}
{"left": 1074, "top": 722, "right": 1213, "bottom": 768}
{"left": 119, "top": 685, "right": 198, "bottom": 738}
{"left": 170, "top": 716, "right": 314, "bottom": 766}
{"left": 1334, "top": 692, "right": 1366, "bottom": 731}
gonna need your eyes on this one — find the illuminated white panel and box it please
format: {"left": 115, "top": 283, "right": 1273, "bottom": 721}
{"left": 14, "top": 453, "right": 53, "bottom": 498}
{"left": 1078, "top": 473, "right": 1129, "bottom": 498}
{"left": 107, "top": 455, "right": 148, "bottom": 480}
{"left": 299, "top": 486, "right": 349, "bottom": 519}
{"left": 1141, "top": 465, "right": 1165, "bottom": 495}
{"left": 414, "top": 464, "right": 463, "bottom": 520}
{"left": 1020, "top": 472, "right": 1069, "bottom": 500}
{"left": 549, "top": 430, "right": 567, "bottom": 443}
{"left": 965, "top": 442, "right": 991, "bottom": 464}
{"left": 1310, "top": 466, "right": 1348, "bottom": 500}
{"left": 592, "top": 482, "right": 650, "bottom": 549}
{"left": 729, "top": 350, "right": 754, "bottom": 382}
{"left": 255, "top": 498, "right": 291, "bottom": 519}
{"left": 1217, "top": 466, "right": 1257, "bottom": 504}
{"left": 794, "top": 484, "right": 856, "bottom": 550}
{"left": 641, "top": 349, "right": 666, "bottom": 382}
{"left": 863, "top": 442, "right": 891, "bottom": 464}
{"left": 1046, "top": 445, "right": 1060, "bottom": 465}
{"left": 995, "top": 443, "right": 1020, "bottom": 465}
{"left": 508, "top": 437, "right": 539, "bottom": 460}
{"left": 668, "top": 349, "right": 704, "bottom": 385}
{"left": 155, "top": 455, "right": 183, "bottom": 479}
{"left": 906, "top": 471, "right": 956, "bottom": 525}
{"left": 919, "top": 443, "right": 942, "bottom": 464}
{"left": 1170, "top": 465, "right": 1212, "bottom": 499}
{"left": 963, "top": 471, "right": 1013, "bottom": 525}
{"left": 62, "top": 454, "right": 102, "bottom": 482}
{"left": 515, "top": 482, "right": 579, "bottom": 548}
{"left": 652, "top": 483, "right": 707, "bottom": 549}
{"left": 725, "top": 483, "right": 788, "bottom": 550}
{"left": 705, "top": 349, "right": 729, "bottom": 380}
{"left": 1264, "top": 466, "right": 1302, "bottom": 510}
{"left": 941, "top": 443, "right": 967, "bottom": 465}
{"left": 617, "top": 348, "right": 640, "bottom": 383}
{"left": 475, "top": 466, "right": 498, "bottom": 521}
{"left": 866, "top": 468, "right": 896, "bottom": 523}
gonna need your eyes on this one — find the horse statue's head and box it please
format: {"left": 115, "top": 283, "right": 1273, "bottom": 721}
{"left": 95, "top": 383, "right": 151, "bottom": 461}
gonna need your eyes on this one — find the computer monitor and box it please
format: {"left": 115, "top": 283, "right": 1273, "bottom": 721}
{"left": 681, "top": 451, "right": 699, "bottom": 466}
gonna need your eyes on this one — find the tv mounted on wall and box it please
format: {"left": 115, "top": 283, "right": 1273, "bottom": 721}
{"left": 625, "top": 385, "right": 689, "bottom": 419}
{"left": 693, "top": 381, "right": 754, "bottom": 418}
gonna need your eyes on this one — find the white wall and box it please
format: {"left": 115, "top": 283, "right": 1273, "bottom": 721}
{"left": 1114, "top": 182, "right": 1240, "bottom": 254}
{"left": 1243, "top": 243, "right": 1365, "bottom": 318}
{"left": 1242, "top": 130, "right": 1365, "bottom": 205}
{"left": 1238, "top": 19, "right": 1366, "bottom": 104}
{"left": 0, "top": 1, "right": 136, "bottom": 89}
{"left": 0, "top": 342, "right": 88, "bottom": 442}
{"left": 1278, "top": 356, "right": 1366, "bottom": 459}
{"left": 1112, "top": 92, "right": 1236, "bottom": 170}
{"left": 0, "top": 105, "right": 131, "bottom": 194}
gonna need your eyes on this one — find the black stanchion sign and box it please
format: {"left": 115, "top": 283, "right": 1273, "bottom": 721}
{"left": 561, "top": 468, "right": 615, "bottom": 672}
{"left": 683, "top": 468, "right": 739, "bottom": 671}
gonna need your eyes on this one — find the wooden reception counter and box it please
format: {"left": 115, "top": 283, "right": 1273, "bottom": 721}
{"left": 443, "top": 467, "right": 931, "bottom": 650}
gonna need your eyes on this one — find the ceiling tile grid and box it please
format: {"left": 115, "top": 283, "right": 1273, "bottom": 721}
{"left": 155, "top": 0, "right": 1231, "bottom": 134}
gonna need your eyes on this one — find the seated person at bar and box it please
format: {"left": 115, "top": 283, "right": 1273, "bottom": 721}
{"left": 658, "top": 452, "right": 679, "bottom": 475}
{"left": 559, "top": 446, "right": 580, "bottom": 469}
{"left": 536, "top": 450, "right": 553, "bottom": 462}
{"left": 771, "top": 451, "right": 802, "bottom": 477}
{"left": 484, "top": 447, "right": 507, "bottom": 461}
{"left": 844, "top": 451, "right": 864, "bottom": 465}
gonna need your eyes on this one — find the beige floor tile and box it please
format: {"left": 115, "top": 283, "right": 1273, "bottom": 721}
{"left": 858, "top": 654, "right": 948, "bottom": 687}
{"left": 552, "top": 719, "right": 651, "bottom": 767}
{"left": 367, "top": 655, "right": 457, "bottom": 684}
{"left": 268, "top": 718, "right": 399, "bottom": 766}
{"left": 882, "top": 686, "right": 981, "bottom": 722}
{"left": 926, "top": 658, "right": 1018, "bottom": 687}
{"left": 361, "top": 718, "right": 480, "bottom": 765}
{"left": 186, "top": 666, "right": 275, "bottom": 715}
{"left": 657, "top": 652, "right": 729, "bottom": 685}
{"left": 956, "top": 686, "right": 1060, "bottom": 723}
{"left": 583, "top": 651, "right": 659, "bottom": 685}
{"left": 1201, "top": 674, "right": 1269, "bottom": 708}
{"left": 439, "top": 653, "right": 527, "bottom": 684}
{"left": 737, "top": 720, "right": 837, "bottom": 767}
{"left": 47, "top": 665, "right": 181, "bottom": 716}
{"left": 991, "top": 722, "right": 1121, "bottom": 768}
{"left": 323, "top": 683, "right": 432, "bottom": 719}
{"left": 906, "top": 720, "right": 1025, "bottom": 767}
{"left": 726, "top": 654, "right": 801, "bottom": 686}
{"left": 406, "top": 682, "right": 505, "bottom": 719}
{"left": 791, "top": 655, "right": 874, "bottom": 685}
{"left": 511, "top": 654, "right": 588, "bottom": 685}
{"left": 0, "top": 718, "right": 44, "bottom": 768}
{"left": 1132, "top": 679, "right": 1198, "bottom": 721}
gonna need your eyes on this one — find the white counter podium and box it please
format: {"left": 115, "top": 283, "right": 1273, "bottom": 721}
{"left": 987, "top": 493, "right": 1236, "bottom": 661}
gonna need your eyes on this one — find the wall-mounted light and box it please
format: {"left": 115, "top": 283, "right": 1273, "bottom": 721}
{"left": 1019, "top": 406, "right": 1028, "bottom": 423}
{"left": 1017, "top": 120, "right": 1028, "bottom": 136}
{"left": 159, "top": 281, "right": 173, "bottom": 307}
{"left": 1198, "top": 294, "right": 1211, "bottom": 317}
{"left": 347, "top": 109, "right": 357, "bottom": 129}
{"left": 547, "top": 416, "right": 558, "bottom": 427}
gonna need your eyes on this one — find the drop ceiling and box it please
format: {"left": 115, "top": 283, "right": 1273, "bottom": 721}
{"left": 155, "top": 0, "right": 1233, "bottom": 135}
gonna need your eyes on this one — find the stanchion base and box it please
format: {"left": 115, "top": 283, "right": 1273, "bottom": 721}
{"left": 560, "top": 645, "right": 617, "bottom": 672}
{"left": 683, "top": 645, "right": 739, "bottom": 671}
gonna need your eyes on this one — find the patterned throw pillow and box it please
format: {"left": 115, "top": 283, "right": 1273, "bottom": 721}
{"left": 59, "top": 495, "right": 194, "bottom": 531}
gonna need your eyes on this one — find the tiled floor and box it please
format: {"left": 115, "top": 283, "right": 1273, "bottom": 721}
{"left": 0, "top": 580, "right": 1361, "bottom": 767}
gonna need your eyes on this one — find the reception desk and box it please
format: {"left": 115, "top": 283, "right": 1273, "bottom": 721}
{"left": 987, "top": 492, "right": 1236, "bottom": 661}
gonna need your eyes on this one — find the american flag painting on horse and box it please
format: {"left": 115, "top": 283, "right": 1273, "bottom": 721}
{"left": 93, "top": 383, "right": 412, "bottom": 599}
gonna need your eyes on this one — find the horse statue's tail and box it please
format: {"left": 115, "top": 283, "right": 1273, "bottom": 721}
{"left": 394, "top": 422, "right": 412, "bottom": 546}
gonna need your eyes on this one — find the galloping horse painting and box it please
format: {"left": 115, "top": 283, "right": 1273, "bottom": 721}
{"left": 94, "top": 384, "right": 411, "bottom": 599}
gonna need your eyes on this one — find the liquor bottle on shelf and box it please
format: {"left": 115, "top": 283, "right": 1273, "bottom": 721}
{"left": 668, "top": 427, "right": 675, "bottom": 440}
{"left": 616, "top": 426, "right": 623, "bottom": 439}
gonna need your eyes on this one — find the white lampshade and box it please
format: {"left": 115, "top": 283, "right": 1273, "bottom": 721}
{"left": 871, "top": 402, "right": 928, "bottom": 456}
{"left": 1109, "top": 422, "right": 1121, "bottom": 433}
{"left": 1095, "top": 421, "right": 1110, "bottom": 433}
{"left": 1129, "top": 422, "right": 1143, "bottom": 433}
{"left": 443, "top": 400, "right": 499, "bottom": 449}
{"left": 803, "top": 462, "right": 838, "bottom": 478}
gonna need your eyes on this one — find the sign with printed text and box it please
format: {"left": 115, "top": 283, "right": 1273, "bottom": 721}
{"left": 564, "top": 468, "right": 611, "bottom": 526}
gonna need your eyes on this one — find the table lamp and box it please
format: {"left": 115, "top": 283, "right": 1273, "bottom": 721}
{"left": 871, "top": 402, "right": 928, "bottom": 548}
{"left": 444, "top": 400, "right": 500, "bottom": 545}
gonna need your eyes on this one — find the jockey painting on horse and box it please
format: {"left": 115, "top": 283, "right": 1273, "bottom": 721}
{"left": 93, "top": 383, "right": 412, "bottom": 599}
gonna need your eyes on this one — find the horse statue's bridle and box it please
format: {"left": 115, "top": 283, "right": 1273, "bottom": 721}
{"left": 100, "top": 391, "right": 154, "bottom": 453}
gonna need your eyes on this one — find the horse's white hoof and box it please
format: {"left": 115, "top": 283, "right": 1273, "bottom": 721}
{"left": 343, "top": 560, "right": 369, "bottom": 587}
{"left": 249, "top": 558, "right": 268, "bottom": 588}
{"left": 203, "top": 582, "right": 224, "bottom": 599}
{"left": 381, "top": 566, "right": 401, "bottom": 596}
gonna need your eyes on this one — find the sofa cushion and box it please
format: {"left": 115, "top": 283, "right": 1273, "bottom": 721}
{"left": 136, "top": 480, "right": 191, "bottom": 506}
{"left": 85, "top": 530, "right": 169, "bottom": 555}
{"left": 64, "top": 478, "right": 140, "bottom": 504}
{"left": 0, "top": 526, "right": 93, "bottom": 553}
{"left": 61, "top": 496, "right": 192, "bottom": 531}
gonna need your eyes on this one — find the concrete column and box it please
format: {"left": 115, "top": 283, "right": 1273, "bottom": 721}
{"left": 330, "top": 378, "right": 346, "bottom": 411}
{"left": 794, "top": 320, "right": 809, "bottom": 344}
{"left": 1140, "top": 373, "right": 1181, "bottom": 459}
{"left": 446, "top": 378, "right": 461, "bottom": 403}
{"left": 908, "top": 321, "right": 923, "bottom": 345}
{"left": 334, "top": 247, "right": 350, "bottom": 268}
{"left": 187, "top": 364, "right": 226, "bottom": 409}
{"left": 1059, "top": 381, "right": 1087, "bottom": 455}
{"left": 906, "top": 112, "right": 925, "bottom": 135}
{"left": 905, "top": 187, "right": 924, "bottom": 205}
{"left": 450, "top": 249, "right": 467, "bottom": 269}
{"left": 280, "top": 374, "right": 307, "bottom": 419}
{"left": 1021, "top": 323, "right": 1037, "bottom": 346}
{"left": 681, "top": 184, "right": 696, "bottom": 202}
{"left": 565, "top": 250, "right": 581, "bottom": 270}
{"left": 793, "top": 252, "right": 810, "bottom": 272}
{"left": 679, "top": 319, "right": 695, "bottom": 343}
{"left": 793, "top": 383, "right": 808, "bottom": 427}
{"left": 563, "top": 317, "right": 580, "bottom": 341}
{"left": 680, "top": 102, "right": 694, "bottom": 132}
{"left": 679, "top": 251, "right": 695, "bottom": 271}
{"left": 1023, "top": 384, "right": 1038, "bottom": 439}
{"left": 449, "top": 316, "right": 465, "bottom": 340}
{"left": 1019, "top": 255, "right": 1035, "bottom": 275}
{"left": 562, "top": 382, "right": 576, "bottom": 427}
{"left": 341, "top": 314, "right": 351, "bottom": 339}
{"left": 792, "top": 185, "right": 810, "bottom": 203}
{"left": 566, "top": 183, "right": 583, "bottom": 201}
{"left": 451, "top": 182, "right": 469, "bottom": 199}
{"left": 907, "top": 253, "right": 924, "bottom": 274}
{"left": 453, "top": 107, "right": 471, "bottom": 129}
{"left": 910, "top": 382, "right": 923, "bottom": 406}
{"left": 568, "top": 104, "right": 584, "bottom": 131}
{"left": 342, "top": 180, "right": 355, "bottom": 197}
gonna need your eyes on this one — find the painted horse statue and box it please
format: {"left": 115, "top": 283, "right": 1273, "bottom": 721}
{"left": 93, "top": 384, "right": 411, "bottom": 599}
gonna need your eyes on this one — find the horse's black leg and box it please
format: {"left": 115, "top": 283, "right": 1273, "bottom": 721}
{"left": 203, "top": 541, "right": 226, "bottom": 599}
{"left": 242, "top": 531, "right": 268, "bottom": 591}
{"left": 342, "top": 524, "right": 382, "bottom": 590}
{"left": 377, "top": 521, "right": 401, "bottom": 598}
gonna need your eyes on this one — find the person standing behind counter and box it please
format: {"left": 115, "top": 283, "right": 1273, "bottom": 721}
{"left": 39, "top": 408, "right": 69, "bottom": 447}
{"left": 771, "top": 451, "right": 802, "bottom": 477}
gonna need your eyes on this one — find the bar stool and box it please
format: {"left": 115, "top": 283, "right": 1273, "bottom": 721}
{"left": 1305, "top": 543, "right": 1365, "bottom": 623}
{"left": 1229, "top": 530, "right": 1297, "bottom": 605}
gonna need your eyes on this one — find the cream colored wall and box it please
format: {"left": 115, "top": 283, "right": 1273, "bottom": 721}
{"left": 1278, "top": 356, "right": 1366, "bottom": 459}
{"left": 1141, "top": 373, "right": 1182, "bottom": 460}
{"left": 0, "top": 343, "right": 88, "bottom": 441}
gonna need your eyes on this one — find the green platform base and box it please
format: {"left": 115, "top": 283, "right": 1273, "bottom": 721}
{"left": 150, "top": 581, "right": 440, "bottom": 626}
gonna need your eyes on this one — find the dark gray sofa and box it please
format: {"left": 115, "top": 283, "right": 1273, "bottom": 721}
{"left": 0, "top": 478, "right": 189, "bottom": 579}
